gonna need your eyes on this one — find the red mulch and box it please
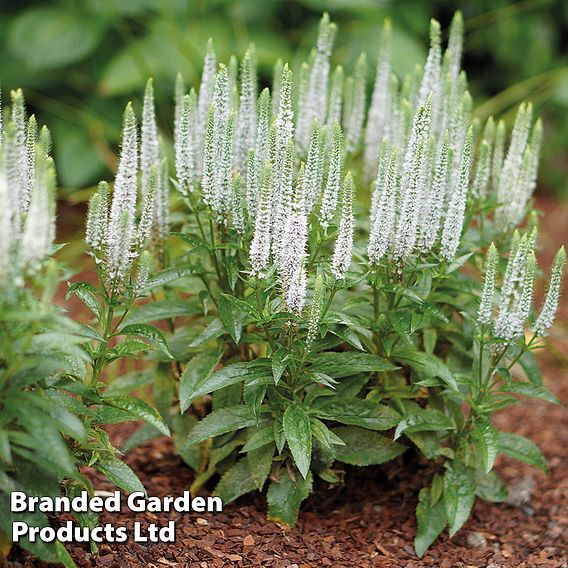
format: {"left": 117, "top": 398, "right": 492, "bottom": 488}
{"left": 5, "top": 197, "right": 568, "bottom": 568}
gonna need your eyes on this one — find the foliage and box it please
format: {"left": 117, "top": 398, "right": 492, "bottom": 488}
{"left": 0, "top": 92, "right": 169, "bottom": 565}
{"left": 107, "top": 12, "right": 566, "bottom": 556}
{"left": 0, "top": 6, "right": 566, "bottom": 564}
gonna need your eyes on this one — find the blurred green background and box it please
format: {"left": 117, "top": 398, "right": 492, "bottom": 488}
{"left": 1, "top": 0, "right": 567, "bottom": 198}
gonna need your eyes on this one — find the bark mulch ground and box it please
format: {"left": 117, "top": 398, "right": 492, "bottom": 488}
{"left": 6, "top": 198, "right": 568, "bottom": 568}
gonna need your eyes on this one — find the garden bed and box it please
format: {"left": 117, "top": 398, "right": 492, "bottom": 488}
{"left": 12, "top": 352, "right": 565, "bottom": 568}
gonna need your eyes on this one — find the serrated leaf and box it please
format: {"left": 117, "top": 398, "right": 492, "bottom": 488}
{"left": 267, "top": 470, "right": 312, "bottom": 528}
{"left": 395, "top": 408, "right": 454, "bottom": 440}
{"left": 310, "top": 418, "right": 345, "bottom": 449}
{"left": 184, "top": 362, "right": 267, "bottom": 406}
{"left": 314, "top": 399, "right": 400, "bottom": 431}
{"left": 118, "top": 324, "right": 173, "bottom": 358}
{"left": 272, "top": 347, "right": 290, "bottom": 385}
{"left": 414, "top": 487, "right": 447, "bottom": 557}
{"left": 190, "top": 318, "right": 225, "bottom": 346}
{"left": 66, "top": 281, "right": 102, "bottom": 320}
{"left": 310, "top": 352, "right": 398, "bottom": 378}
{"left": 444, "top": 461, "right": 476, "bottom": 537}
{"left": 247, "top": 442, "right": 275, "bottom": 490}
{"left": 244, "top": 381, "right": 267, "bottom": 421}
{"left": 94, "top": 457, "right": 145, "bottom": 494}
{"left": 241, "top": 425, "right": 274, "bottom": 453}
{"left": 102, "top": 396, "right": 170, "bottom": 436}
{"left": 393, "top": 348, "right": 457, "bottom": 390}
{"left": 501, "top": 381, "right": 558, "bottom": 404}
{"left": 471, "top": 416, "right": 499, "bottom": 473}
{"left": 476, "top": 471, "right": 508, "bottom": 503}
{"left": 124, "top": 300, "right": 201, "bottom": 325}
{"left": 214, "top": 458, "right": 257, "bottom": 503}
{"left": 142, "top": 266, "right": 194, "bottom": 292}
{"left": 179, "top": 350, "right": 223, "bottom": 412}
{"left": 218, "top": 293, "right": 249, "bottom": 344}
{"left": 498, "top": 432, "right": 547, "bottom": 471}
{"left": 332, "top": 427, "right": 406, "bottom": 465}
{"left": 183, "top": 406, "right": 255, "bottom": 449}
{"left": 283, "top": 405, "right": 312, "bottom": 479}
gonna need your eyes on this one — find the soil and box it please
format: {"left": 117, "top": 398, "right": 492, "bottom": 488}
{"left": 5, "top": 197, "right": 568, "bottom": 568}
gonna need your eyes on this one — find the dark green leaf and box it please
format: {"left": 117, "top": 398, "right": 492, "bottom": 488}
{"left": 183, "top": 406, "right": 255, "bottom": 449}
{"left": 332, "top": 427, "right": 406, "bottom": 465}
{"left": 314, "top": 399, "right": 400, "bottom": 431}
{"left": 394, "top": 408, "right": 454, "bottom": 440}
{"left": 214, "top": 458, "right": 257, "bottom": 503}
{"left": 414, "top": 487, "right": 447, "bottom": 557}
{"left": 283, "top": 405, "right": 312, "bottom": 479}
{"left": 310, "top": 352, "right": 397, "bottom": 378}
{"left": 118, "top": 324, "right": 173, "bottom": 358}
{"left": 471, "top": 416, "right": 499, "bottom": 473}
{"left": 247, "top": 442, "right": 275, "bottom": 490}
{"left": 444, "top": 461, "right": 476, "bottom": 537}
{"left": 94, "top": 457, "right": 145, "bottom": 494}
{"left": 102, "top": 396, "right": 170, "bottom": 436}
{"left": 218, "top": 293, "right": 249, "bottom": 343}
{"left": 498, "top": 432, "right": 547, "bottom": 471}
{"left": 189, "top": 318, "right": 225, "bottom": 346}
{"left": 393, "top": 348, "right": 458, "bottom": 390}
{"left": 124, "top": 300, "right": 201, "bottom": 325}
{"left": 179, "top": 350, "right": 223, "bottom": 412}
{"left": 267, "top": 470, "right": 312, "bottom": 528}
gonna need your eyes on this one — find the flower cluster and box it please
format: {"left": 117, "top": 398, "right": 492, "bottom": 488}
{"left": 86, "top": 84, "right": 169, "bottom": 289}
{"left": 0, "top": 89, "right": 55, "bottom": 283}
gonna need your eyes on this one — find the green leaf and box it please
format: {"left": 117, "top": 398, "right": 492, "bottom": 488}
{"left": 218, "top": 293, "right": 249, "bottom": 343}
{"left": 179, "top": 350, "right": 223, "bottom": 412}
{"left": 183, "top": 406, "right": 256, "bottom": 449}
{"left": 118, "top": 323, "right": 173, "bottom": 358}
{"left": 394, "top": 408, "right": 454, "bottom": 440}
{"left": 241, "top": 425, "right": 274, "bottom": 453}
{"left": 471, "top": 416, "right": 499, "bottom": 473}
{"left": 267, "top": 470, "right": 312, "bottom": 528}
{"left": 189, "top": 318, "right": 225, "bottom": 346}
{"left": 476, "top": 471, "right": 508, "bottom": 503}
{"left": 244, "top": 381, "right": 267, "bottom": 421}
{"left": 501, "top": 381, "right": 559, "bottom": 404}
{"left": 102, "top": 396, "right": 170, "bottom": 436}
{"left": 518, "top": 351, "right": 542, "bottom": 386}
{"left": 214, "top": 458, "right": 257, "bottom": 503}
{"left": 105, "top": 339, "right": 149, "bottom": 360}
{"left": 498, "top": 432, "right": 547, "bottom": 471}
{"left": 66, "top": 281, "right": 102, "bottom": 321}
{"left": 247, "top": 442, "right": 275, "bottom": 490}
{"left": 414, "top": 487, "right": 447, "bottom": 557}
{"left": 393, "top": 348, "right": 458, "bottom": 390}
{"left": 124, "top": 300, "right": 201, "bottom": 325}
{"left": 142, "top": 266, "right": 194, "bottom": 292}
{"left": 272, "top": 347, "right": 290, "bottom": 385}
{"left": 310, "top": 352, "right": 398, "bottom": 378}
{"left": 184, "top": 362, "right": 267, "bottom": 405}
{"left": 94, "top": 457, "right": 145, "bottom": 494}
{"left": 283, "top": 405, "right": 312, "bottom": 479}
{"left": 444, "top": 461, "right": 476, "bottom": 537}
{"left": 314, "top": 399, "right": 400, "bottom": 431}
{"left": 310, "top": 418, "right": 345, "bottom": 449}
{"left": 332, "top": 427, "right": 406, "bottom": 465}
{"left": 15, "top": 406, "right": 76, "bottom": 476}
{"left": 8, "top": 7, "right": 101, "bottom": 70}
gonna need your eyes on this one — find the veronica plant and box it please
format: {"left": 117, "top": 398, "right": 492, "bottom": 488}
{"left": 0, "top": 90, "right": 173, "bottom": 566}
{"left": 122, "top": 13, "right": 564, "bottom": 555}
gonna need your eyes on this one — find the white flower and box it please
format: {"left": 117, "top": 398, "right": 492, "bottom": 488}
{"left": 369, "top": 145, "right": 398, "bottom": 264}
{"left": 235, "top": 47, "right": 258, "bottom": 169}
{"left": 319, "top": 121, "right": 342, "bottom": 228}
{"left": 106, "top": 103, "right": 139, "bottom": 279}
{"left": 440, "top": 126, "right": 472, "bottom": 261}
{"left": 331, "top": 171, "right": 355, "bottom": 279}
{"left": 141, "top": 78, "right": 159, "bottom": 198}
{"left": 478, "top": 243, "right": 498, "bottom": 325}
{"left": 249, "top": 163, "right": 272, "bottom": 277}
{"left": 533, "top": 246, "right": 566, "bottom": 336}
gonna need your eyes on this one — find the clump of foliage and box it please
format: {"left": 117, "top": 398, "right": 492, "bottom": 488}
{"left": 106, "top": 12, "right": 566, "bottom": 556}
{"left": 0, "top": 90, "right": 169, "bottom": 565}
